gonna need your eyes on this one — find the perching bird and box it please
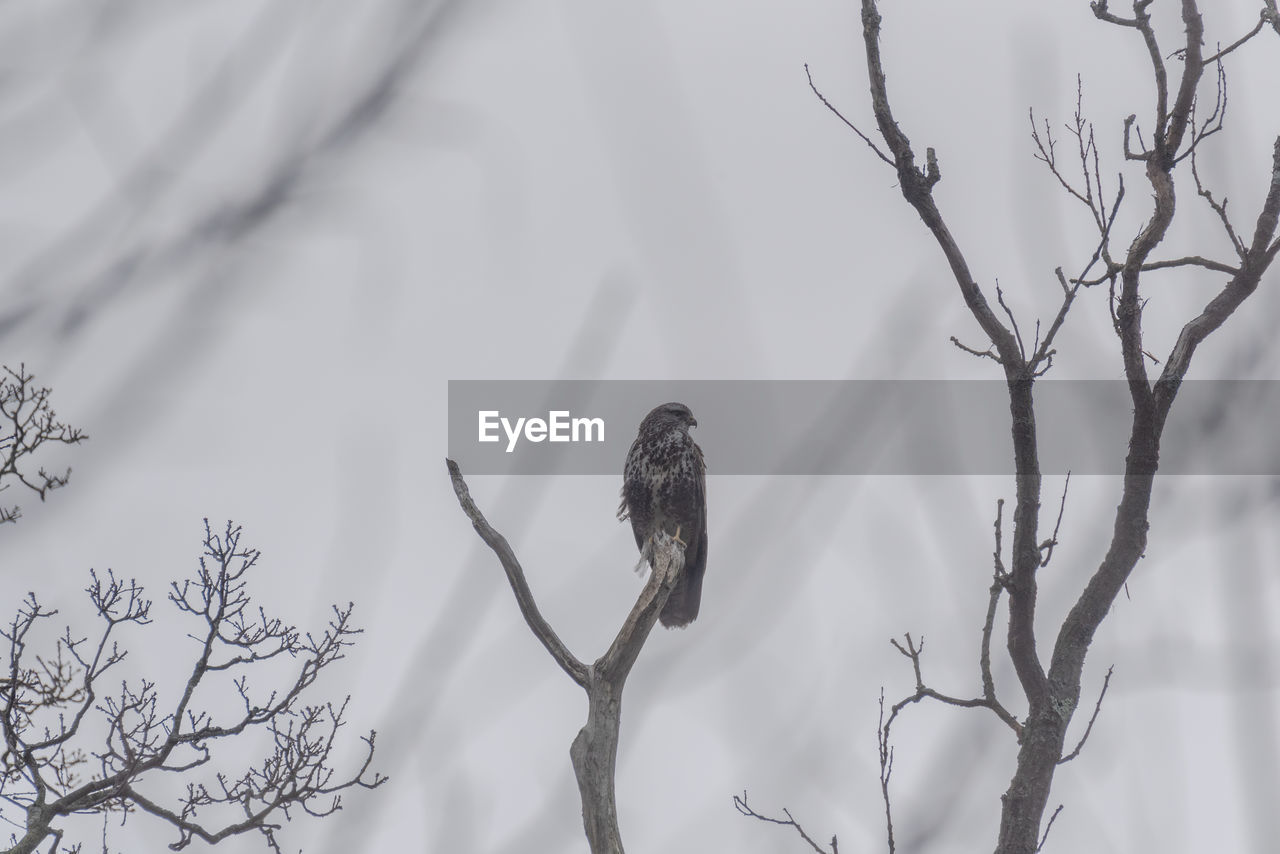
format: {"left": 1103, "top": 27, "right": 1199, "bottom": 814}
{"left": 618, "top": 402, "right": 708, "bottom": 628}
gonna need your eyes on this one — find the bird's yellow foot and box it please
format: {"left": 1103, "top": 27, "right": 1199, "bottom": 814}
{"left": 672, "top": 526, "right": 686, "bottom": 548}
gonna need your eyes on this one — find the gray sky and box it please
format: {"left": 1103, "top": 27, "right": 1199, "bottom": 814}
{"left": 2, "top": 1, "right": 1279, "bottom": 852}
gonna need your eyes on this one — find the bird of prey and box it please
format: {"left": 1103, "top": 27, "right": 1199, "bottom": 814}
{"left": 618, "top": 402, "right": 708, "bottom": 628}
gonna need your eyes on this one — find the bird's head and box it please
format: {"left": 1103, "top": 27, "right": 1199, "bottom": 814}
{"left": 642, "top": 401, "right": 698, "bottom": 433}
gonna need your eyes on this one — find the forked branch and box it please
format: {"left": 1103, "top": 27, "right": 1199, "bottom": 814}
{"left": 446, "top": 459, "right": 686, "bottom": 854}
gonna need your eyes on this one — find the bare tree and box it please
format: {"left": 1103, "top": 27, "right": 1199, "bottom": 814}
{"left": 1, "top": 520, "right": 385, "bottom": 854}
{"left": 0, "top": 366, "right": 86, "bottom": 526}
{"left": 446, "top": 459, "right": 685, "bottom": 854}
{"left": 742, "top": 2, "right": 1280, "bottom": 852}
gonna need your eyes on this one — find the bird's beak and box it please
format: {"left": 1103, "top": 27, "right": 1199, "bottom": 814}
{"left": 690, "top": 417, "right": 698, "bottom": 428}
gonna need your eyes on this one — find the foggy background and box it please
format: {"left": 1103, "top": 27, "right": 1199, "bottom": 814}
{"left": 2, "top": 1, "right": 1279, "bottom": 851}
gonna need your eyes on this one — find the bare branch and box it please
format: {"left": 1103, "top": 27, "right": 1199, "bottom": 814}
{"left": 982, "top": 500, "right": 1009, "bottom": 703}
{"left": 1030, "top": 78, "right": 1115, "bottom": 236}
{"left": 1057, "top": 172, "right": 1126, "bottom": 289}
{"left": 996, "top": 282, "right": 1027, "bottom": 362}
{"left": 886, "top": 633, "right": 1022, "bottom": 737}
{"left": 1059, "top": 666, "right": 1115, "bottom": 764}
{"left": 1140, "top": 255, "right": 1240, "bottom": 276}
{"left": 1038, "top": 473, "right": 1071, "bottom": 569}
{"left": 445, "top": 459, "right": 589, "bottom": 687}
{"left": 1121, "top": 113, "right": 1149, "bottom": 161}
{"left": 1191, "top": 145, "right": 1247, "bottom": 256}
{"left": 1030, "top": 107, "right": 1096, "bottom": 218}
{"left": 1173, "top": 58, "right": 1228, "bottom": 165}
{"left": 949, "top": 337, "right": 1003, "bottom": 364}
{"left": 1159, "top": 136, "right": 1280, "bottom": 410}
{"left": 1195, "top": 15, "right": 1267, "bottom": 64}
{"left": 805, "top": 64, "right": 893, "bottom": 166}
{"left": 734, "top": 791, "right": 838, "bottom": 854}
{"left": 877, "top": 691, "right": 895, "bottom": 854}
{"left": 1036, "top": 805, "right": 1064, "bottom": 852}
{"left": 858, "top": 0, "right": 1022, "bottom": 368}
{"left": 1089, "top": 1, "right": 1140, "bottom": 28}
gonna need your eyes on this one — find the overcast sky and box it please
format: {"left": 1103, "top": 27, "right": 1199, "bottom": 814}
{"left": 2, "top": 1, "right": 1279, "bottom": 852}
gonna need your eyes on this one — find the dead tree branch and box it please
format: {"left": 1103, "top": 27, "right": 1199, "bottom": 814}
{"left": 446, "top": 459, "right": 588, "bottom": 687}
{"left": 1190, "top": 14, "right": 1267, "bottom": 64}
{"left": 734, "top": 791, "right": 839, "bottom": 854}
{"left": 805, "top": 64, "right": 893, "bottom": 166}
{"left": 1038, "top": 473, "right": 1071, "bottom": 569}
{"left": 1036, "top": 804, "right": 1064, "bottom": 852}
{"left": 446, "top": 459, "right": 684, "bottom": 854}
{"left": 876, "top": 691, "right": 895, "bottom": 854}
{"left": 885, "top": 633, "right": 1022, "bottom": 736}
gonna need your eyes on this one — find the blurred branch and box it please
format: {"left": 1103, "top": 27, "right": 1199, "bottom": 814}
{"left": 4, "top": 2, "right": 463, "bottom": 348}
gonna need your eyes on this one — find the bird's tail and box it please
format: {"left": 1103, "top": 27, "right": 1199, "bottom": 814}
{"left": 659, "top": 566, "right": 703, "bottom": 629}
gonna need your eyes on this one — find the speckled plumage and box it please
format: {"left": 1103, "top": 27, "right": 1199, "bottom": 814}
{"left": 618, "top": 402, "right": 708, "bottom": 628}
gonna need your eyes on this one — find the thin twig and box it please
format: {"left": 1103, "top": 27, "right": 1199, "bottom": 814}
{"left": 996, "top": 281, "right": 1026, "bottom": 361}
{"left": 878, "top": 690, "right": 896, "bottom": 854}
{"left": 1174, "top": 57, "right": 1228, "bottom": 164}
{"left": 1039, "top": 472, "right": 1071, "bottom": 568}
{"left": 1191, "top": 146, "right": 1247, "bottom": 258}
{"left": 734, "top": 791, "right": 838, "bottom": 854}
{"left": 1058, "top": 666, "right": 1115, "bottom": 764}
{"left": 950, "top": 336, "right": 1003, "bottom": 364}
{"left": 1036, "top": 805, "right": 1064, "bottom": 852}
{"left": 805, "top": 63, "right": 894, "bottom": 166}
{"left": 888, "top": 633, "right": 1022, "bottom": 737}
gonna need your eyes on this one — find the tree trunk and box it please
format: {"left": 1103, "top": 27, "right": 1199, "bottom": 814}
{"left": 570, "top": 676, "right": 625, "bottom": 854}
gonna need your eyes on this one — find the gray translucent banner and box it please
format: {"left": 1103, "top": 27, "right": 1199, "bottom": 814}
{"left": 447, "top": 380, "right": 1279, "bottom": 475}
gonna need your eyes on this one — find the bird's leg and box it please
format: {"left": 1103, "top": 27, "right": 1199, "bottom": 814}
{"left": 671, "top": 525, "right": 686, "bottom": 548}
